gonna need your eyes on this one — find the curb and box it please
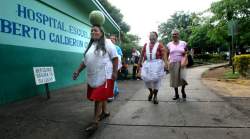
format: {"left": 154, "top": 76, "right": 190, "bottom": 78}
{"left": 201, "top": 63, "right": 228, "bottom": 78}
{"left": 208, "top": 63, "right": 229, "bottom": 70}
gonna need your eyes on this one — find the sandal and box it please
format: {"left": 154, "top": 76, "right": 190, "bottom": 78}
{"left": 85, "top": 122, "right": 98, "bottom": 133}
{"left": 99, "top": 112, "right": 110, "bottom": 121}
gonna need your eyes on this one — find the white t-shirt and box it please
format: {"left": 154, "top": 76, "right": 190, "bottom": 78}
{"left": 83, "top": 39, "right": 118, "bottom": 87}
{"left": 132, "top": 50, "right": 140, "bottom": 57}
{"left": 131, "top": 50, "right": 140, "bottom": 64}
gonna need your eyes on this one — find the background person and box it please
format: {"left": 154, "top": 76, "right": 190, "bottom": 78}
{"left": 131, "top": 47, "right": 141, "bottom": 80}
{"left": 108, "top": 35, "right": 123, "bottom": 101}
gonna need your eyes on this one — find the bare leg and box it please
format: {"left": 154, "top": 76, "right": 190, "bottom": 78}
{"left": 99, "top": 101, "right": 110, "bottom": 121}
{"left": 102, "top": 101, "right": 108, "bottom": 114}
{"left": 94, "top": 101, "right": 98, "bottom": 116}
{"left": 85, "top": 101, "right": 101, "bottom": 132}
{"left": 94, "top": 101, "right": 102, "bottom": 122}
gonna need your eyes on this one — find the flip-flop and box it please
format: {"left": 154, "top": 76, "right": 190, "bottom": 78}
{"left": 85, "top": 122, "right": 98, "bottom": 134}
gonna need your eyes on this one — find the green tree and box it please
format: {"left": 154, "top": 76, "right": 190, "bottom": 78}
{"left": 121, "top": 34, "right": 140, "bottom": 58}
{"left": 99, "top": 0, "right": 130, "bottom": 33}
{"left": 188, "top": 22, "right": 210, "bottom": 52}
{"left": 158, "top": 0, "right": 249, "bottom": 54}
{"left": 158, "top": 11, "right": 193, "bottom": 45}
{"left": 210, "top": 0, "right": 250, "bottom": 48}
{"left": 188, "top": 19, "right": 228, "bottom": 53}
{"left": 99, "top": 0, "right": 140, "bottom": 58}
{"left": 210, "top": 0, "right": 250, "bottom": 64}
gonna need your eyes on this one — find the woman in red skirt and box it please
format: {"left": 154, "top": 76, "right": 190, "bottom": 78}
{"left": 73, "top": 24, "right": 118, "bottom": 133}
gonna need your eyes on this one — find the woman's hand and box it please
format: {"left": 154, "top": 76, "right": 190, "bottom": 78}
{"left": 72, "top": 63, "right": 86, "bottom": 80}
{"left": 112, "top": 71, "right": 118, "bottom": 80}
{"left": 181, "top": 55, "right": 188, "bottom": 68}
{"left": 72, "top": 71, "right": 80, "bottom": 80}
{"left": 165, "top": 61, "right": 170, "bottom": 70}
{"left": 164, "top": 64, "right": 169, "bottom": 71}
{"left": 138, "top": 62, "right": 142, "bottom": 68}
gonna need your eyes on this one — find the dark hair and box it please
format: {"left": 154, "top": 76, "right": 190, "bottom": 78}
{"left": 84, "top": 25, "right": 106, "bottom": 56}
{"left": 110, "top": 34, "right": 117, "bottom": 40}
{"left": 151, "top": 31, "right": 158, "bottom": 38}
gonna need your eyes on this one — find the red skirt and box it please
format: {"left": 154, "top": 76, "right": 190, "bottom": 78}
{"left": 87, "top": 79, "right": 114, "bottom": 101}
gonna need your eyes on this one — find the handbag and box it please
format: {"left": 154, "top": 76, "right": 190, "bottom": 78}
{"left": 186, "top": 54, "right": 194, "bottom": 67}
{"left": 181, "top": 54, "right": 194, "bottom": 67}
{"left": 181, "top": 56, "right": 188, "bottom": 67}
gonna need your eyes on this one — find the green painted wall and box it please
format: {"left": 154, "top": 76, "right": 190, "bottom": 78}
{"left": 0, "top": 45, "right": 86, "bottom": 105}
{"left": 0, "top": 0, "right": 119, "bottom": 105}
{"left": 39, "top": 0, "right": 92, "bottom": 26}
{"left": 0, "top": 0, "right": 97, "bottom": 105}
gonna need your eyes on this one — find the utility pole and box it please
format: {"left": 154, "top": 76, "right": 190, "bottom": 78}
{"left": 231, "top": 20, "right": 235, "bottom": 73}
{"left": 226, "top": 7, "right": 233, "bottom": 66}
{"left": 228, "top": 19, "right": 238, "bottom": 74}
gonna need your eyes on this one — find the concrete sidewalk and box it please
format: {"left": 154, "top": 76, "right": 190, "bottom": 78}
{"left": 1, "top": 64, "right": 249, "bottom": 139}
{"left": 0, "top": 78, "right": 144, "bottom": 139}
{"left": 92, "top": 64, "right": 250, "bottom": 139}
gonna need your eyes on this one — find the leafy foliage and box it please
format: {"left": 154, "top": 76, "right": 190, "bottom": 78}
{"left": 210, "top": 0, "right": 250, "bottom": 47}
{"left": 233, "top": 54, "right": 250, "bottom": 77}
{"left": 121, "top": 34, "right": 140, "bottom": 58}
{"left": 158, "top": 11, "right": 193, "bottom": 44}
{"left": 99, "top": 0, "right": 140, "bottom": 58}
{"left": 99, "top": 0, "right": 130, "bottom": 33}
{"left": 158, "top": 0, "right": 250, "bottom": 54}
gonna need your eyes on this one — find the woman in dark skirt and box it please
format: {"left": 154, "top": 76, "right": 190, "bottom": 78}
{"left": 166, "top": 29, "right": 188, "bottom": 100}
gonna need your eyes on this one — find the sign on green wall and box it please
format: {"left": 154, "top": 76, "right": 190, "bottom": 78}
{"left": 0, "top": 0, "right": 91, "bottom": 53}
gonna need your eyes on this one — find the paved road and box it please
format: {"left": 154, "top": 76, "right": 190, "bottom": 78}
{"left": 92, "top": 64, "right": 250, "bottom": 139}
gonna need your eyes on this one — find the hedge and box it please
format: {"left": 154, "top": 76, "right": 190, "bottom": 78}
{"left": 233, "top": 54, "right": 250, "bottom": 77}
{"left": 193, "top": 54, "right": 227, "bottom": 63}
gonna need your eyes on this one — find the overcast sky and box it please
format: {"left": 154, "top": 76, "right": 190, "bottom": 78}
{"left": 107, "top": 0, "right": 220, "bottom": 45}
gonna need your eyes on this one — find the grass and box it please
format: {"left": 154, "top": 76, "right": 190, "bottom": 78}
{"left": 224, "top": 70, "right": 240, "bottom": 79}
